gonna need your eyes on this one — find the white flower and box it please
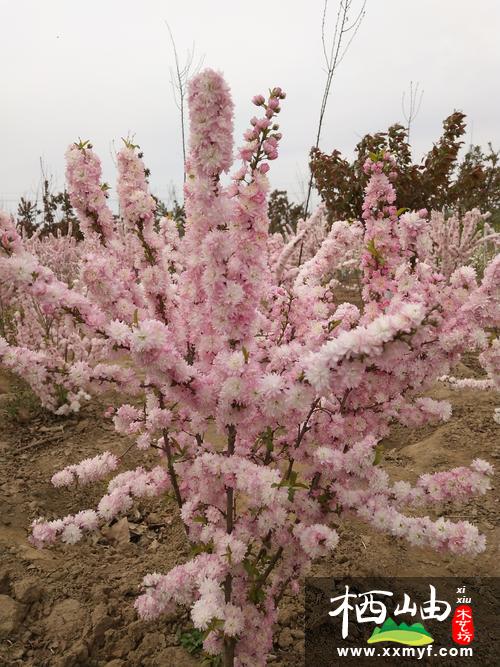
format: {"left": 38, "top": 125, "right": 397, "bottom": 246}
{"left": 304, "top": 355, "right": 330, "bottom": 391}
{"left": 51, "top": 469, "right": 75, "bottom": 487}
{"left": 224, "top": 281, "right": 244, "bottom": 306}
{"left": 131, "top": 320, "right": 168, "bottom": 352}
{"left": 258, "top": 372, "right": 284, "bottom": 397}
{"left": 74, "top": 510, "right": 99, "bottom": 530}
{"left": 471, "top": 458, "right": 494, "bottom": 475}
{"left": 223, "top": 604, "right": 244, "bottom": 637}
{"left": 226, "top": 352, "right": 245, "bottom": 372}
{"left": 61, "top": 523, "right": 82, "bottom": 544}
{"left": 107, "top": 320, "right": 131, "bottom": 345}
{"left": 221, "top": 377, "right": 244, "bottom": 398}
{"left": 309, "top": 320, "right": 325, "bottom": 337}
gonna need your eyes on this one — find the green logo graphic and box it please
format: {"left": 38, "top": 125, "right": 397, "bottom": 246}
{"left": 367, "top": 618, "right": 434, "bottom": 646}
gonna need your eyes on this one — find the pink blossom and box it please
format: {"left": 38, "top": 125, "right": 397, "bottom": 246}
{"left": 1, "top": 71, "right": 495, "bottom": 667}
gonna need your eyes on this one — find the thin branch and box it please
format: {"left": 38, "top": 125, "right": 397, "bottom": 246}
{"left": 256, "top": 547, "right": 284, "bottom": 587}
{"left": 162, "top": 429, "right": 185, "bottom": 511}
{"left": 402, "top": 80, "right": 424, "bottom": 145}
{"left": 304, "top": 0, "right": 366, "bottom": 218}
{"left": 165, "top": 22, "right": 204, "bottom": 184}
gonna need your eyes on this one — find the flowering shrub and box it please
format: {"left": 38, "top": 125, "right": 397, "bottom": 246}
{"left": 24, "top": 223, "right": 82, "bottom": 285}
{"left": 0, "top": 212, "right": 100, "bottom": 413}
{"left": 440, "top": 337, "right": 500, "bottom": 423}
{"left": 425, "top": 208, "right": 499, "bottom": 277}
{"left": 270, "top": 199, "right": 499, "bottom": 299}
{"left": 1, "top": 70, "right": 499, "bottom": 666}
{"left": 270, "top": 205, "right": 363, "bottom": 290}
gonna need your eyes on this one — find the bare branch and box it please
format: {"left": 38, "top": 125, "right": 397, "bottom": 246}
{"left": 402, "top": 80, "right": 424, "bottom": 144}
{"left": 165, "top": 22, "right": 204, "bottom": 184}
{"left": 304, "top": 0, "right": 367, "bottom": 218}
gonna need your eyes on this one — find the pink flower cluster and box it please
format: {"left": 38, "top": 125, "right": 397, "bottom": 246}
{"left": 51, "top": 451, "right": 119, "bottom": 487}
{"left": 187, "top": 69, "right": 234, "bottom": 178}
{"left": 32, "top": 464, "right": 171, "bottom": 548}
{"left": 65, "top": 140, "right": 115, "bottom": 243}
{"left": 0, "top": 70, "right": 498, "bottom": 666}
{"left": 439, "top": 376, "right": 494, "bottom": 391}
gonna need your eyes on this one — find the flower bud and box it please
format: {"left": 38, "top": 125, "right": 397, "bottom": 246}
{"left": 256, "top": 117, "right": 271, "bottom": 130}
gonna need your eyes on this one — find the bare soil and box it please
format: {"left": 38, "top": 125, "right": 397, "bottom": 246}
{"left": 0, "top": 358, "right": 498, "bottom": 667}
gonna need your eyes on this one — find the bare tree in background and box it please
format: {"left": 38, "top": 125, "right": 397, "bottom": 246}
{"left": 402, "top": 80, "right": 424, "bottom": 145}
{"left": 304, "top": 0, "right": 367, "bottom": 216}
{"left": 166, "top": 23, "right": 204, "bottom": 184}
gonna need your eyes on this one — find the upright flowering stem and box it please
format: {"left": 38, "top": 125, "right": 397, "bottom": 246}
{"left": 360, "top": 152, "right": 402, "bottom": 315}
{"left": 65, "top": 140, "right": 115, "bottom": 244}
{"left": 116, "top": 141, "right": 176, "bottom": 323}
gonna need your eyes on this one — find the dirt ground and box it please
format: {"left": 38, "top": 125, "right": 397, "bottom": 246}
{"left": 0, "top": 357, "right": 498, "bottom": 667}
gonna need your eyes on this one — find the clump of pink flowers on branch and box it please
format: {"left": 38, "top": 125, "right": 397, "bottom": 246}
{"left": 0, "top": 69, "right": 499, "bottom": 667}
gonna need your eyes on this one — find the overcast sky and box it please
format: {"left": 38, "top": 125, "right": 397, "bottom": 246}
{"left": 1, "top": 0, "right": 499, "bottom": 212}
